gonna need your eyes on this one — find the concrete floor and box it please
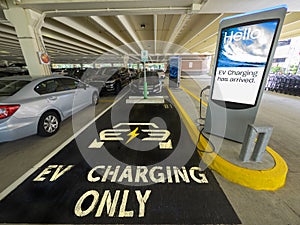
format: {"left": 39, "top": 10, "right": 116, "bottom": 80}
{"left": 180, "top": 77, "right": 300, "bottom": 225}
{"left": 0, "top": 79, "right": 299, "bottom": 224}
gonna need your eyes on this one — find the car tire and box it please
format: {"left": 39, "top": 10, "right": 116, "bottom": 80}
{"left": 37, "top": 111, "right": 60, "bottom": 137}
{"left": 92, "top": 92, "right": 99, "bottom": 105}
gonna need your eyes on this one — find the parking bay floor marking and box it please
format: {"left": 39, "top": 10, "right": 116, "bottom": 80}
{"left": 0, "top": 93, "right": 241, "bottom": 224}
{"left": 0, "top": 93, "right": 126, "bottom": 201}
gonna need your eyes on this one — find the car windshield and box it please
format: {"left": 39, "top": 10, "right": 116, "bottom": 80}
{"left": 0, "top": 80, "right": 30, "bottom": 96}
{"left": 102, "top": 67, "right": 119, "bottom": 74}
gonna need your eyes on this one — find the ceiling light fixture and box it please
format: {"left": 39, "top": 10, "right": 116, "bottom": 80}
{"left": 141, "top": 24, "right": 145, "bottom": 29}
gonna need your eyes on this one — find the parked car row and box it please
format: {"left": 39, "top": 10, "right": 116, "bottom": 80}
{"left": 0, "top": 63, "right": 29, "bottom": 76}
{"left": 0, "top": 75, "right": 98, "bottom": 142}
{"left": 0, "top": 64, "right": 168, "bottom": 143}
{"left": 81, "top": 67, "right": 131, "bottom": 95}
{"left": 0, "top": 67, "right": 165, "bottom": 142}
{"left": 80, "top": 67, "right": 164, "bottom": 96}
{"left": 0, "top": 65, "right": 165, "bottom": 96}
{"left": 265, "top": 74, "right": 300, "bottom": 96}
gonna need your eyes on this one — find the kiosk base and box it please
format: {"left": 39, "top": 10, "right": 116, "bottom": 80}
{"left": 204, "top": 103, "right": 256, "bottom": 143}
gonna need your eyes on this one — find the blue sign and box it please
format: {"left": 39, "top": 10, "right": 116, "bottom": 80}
{"left": 169, "top": 57, "right": 179, "bottom": 79}
{"left": 141, "top": 50, "right": 148, "bottom": 62}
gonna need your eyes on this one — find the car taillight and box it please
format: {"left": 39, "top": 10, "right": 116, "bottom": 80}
{"left": 0, "top": 105, "right": 20, "bottom": 119}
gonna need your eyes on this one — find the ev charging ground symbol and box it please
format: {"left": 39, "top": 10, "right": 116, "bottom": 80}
{"left": 88, "top": 122, "right": 173, "bottom": 150}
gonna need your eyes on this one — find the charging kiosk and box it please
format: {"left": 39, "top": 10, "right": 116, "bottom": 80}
{"left": 169, "top": 56, "right": 181, "bottom": 88}
{"left": 204, "top": 6, "right": 287, "bottom": 143}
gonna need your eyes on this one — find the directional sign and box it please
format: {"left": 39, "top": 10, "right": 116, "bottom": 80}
{"left": 141, "top": 50, "right": 148, "bottom": 62}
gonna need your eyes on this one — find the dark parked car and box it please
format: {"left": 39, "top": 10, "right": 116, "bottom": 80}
{"left": 128, "top": 68, "right": 138, "bottom": 80}
{"left": 130, "top": 71, "right": 162, "bottom": 95}
{"left": 82, "top": 67, "right": 131, "bottom": 95}
{"left": 0, "top": 63, "right": 28, "bottom": 76}
{"left": 66, "top": 68, "right": 87, "bottom": 79}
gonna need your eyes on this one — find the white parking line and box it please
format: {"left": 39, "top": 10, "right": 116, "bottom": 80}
{"left": 0, "top": 94, "right": 126, "bottom": 201}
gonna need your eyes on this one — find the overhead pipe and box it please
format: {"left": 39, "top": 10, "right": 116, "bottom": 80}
{"left": 43, "top": 7, "right": 191, "bottom": 17}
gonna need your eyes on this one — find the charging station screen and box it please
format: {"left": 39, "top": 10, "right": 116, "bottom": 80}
{"left": 212, "top": 20, "right": 279, "bottom": 105}
{"left": 169, "top": 57, "right": 179, "bottom": 79}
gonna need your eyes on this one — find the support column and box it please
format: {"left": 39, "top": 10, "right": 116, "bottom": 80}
{"left": 4, "top": 7, "right": 51, "bottom": 77}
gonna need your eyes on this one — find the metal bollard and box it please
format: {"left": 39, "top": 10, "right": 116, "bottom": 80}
{"left": 239, "top": 124, "right": 273, "bottom": 162}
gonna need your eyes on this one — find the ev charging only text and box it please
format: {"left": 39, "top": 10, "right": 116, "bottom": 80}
{"left": 32, "top": 164, "right": 208, "bottom": 218}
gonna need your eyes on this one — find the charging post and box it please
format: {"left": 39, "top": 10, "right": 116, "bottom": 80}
{"left": 141, "top": 50, "right": 148, "bottom": 99}
{"left": 204, "top": 6, "right": 287, "bottom": 142}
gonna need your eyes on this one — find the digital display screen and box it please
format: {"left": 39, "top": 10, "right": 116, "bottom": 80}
{"left": 169, "top": 57, "right": 179, "bottom": 79}
{"left": 212, "top": 20, "right": 279, "bottom": 106}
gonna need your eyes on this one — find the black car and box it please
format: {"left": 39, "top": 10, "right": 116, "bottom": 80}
{"left": 130, "top": 71, "right": 162, "bottom": 95}
{"left": 128, "top": 68, "right": 138, "bottom": 80}
{"left": 66, "top": 68, "right": 87, "bottom": 79}
{"left": 0, "top": 63, "right": 28, "bottom": 76}
{"left": 81, "top": 67, "right": 131, "bottom": 95}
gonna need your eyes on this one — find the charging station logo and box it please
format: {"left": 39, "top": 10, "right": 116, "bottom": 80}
{"left": 88, "top": 122, "right": 172, "bottom": 150}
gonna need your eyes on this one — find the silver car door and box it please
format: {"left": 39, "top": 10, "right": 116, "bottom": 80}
{"left": 56, "top": 78, "right": 79, "bottom": 117}
{"left": 59, "top": 78, "right": 90, "bottom": 113}
{"left": 73, "top": 80, "right": 92, "bottom": 111}
{"left": 35, "top": 79, "right": 75, "bottom": 118}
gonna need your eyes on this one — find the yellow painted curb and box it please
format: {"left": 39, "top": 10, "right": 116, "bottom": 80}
{"left": 168, "top": 87, "right": 288, "bottom": 191}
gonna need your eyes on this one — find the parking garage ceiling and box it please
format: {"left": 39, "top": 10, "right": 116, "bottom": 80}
{"left": 0, "top": 0, "right": 300, "bottom": 64}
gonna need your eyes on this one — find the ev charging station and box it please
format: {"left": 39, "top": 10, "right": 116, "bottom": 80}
{"left": 204, "top": 5, "right": 287, "bottom": 143}
{"left": 169, "top": 56, "right": 181, "bottom": 88}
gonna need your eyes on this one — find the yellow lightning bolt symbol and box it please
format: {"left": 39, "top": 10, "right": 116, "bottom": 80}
{"left": 126, "top": 127, "right": 139, "bottom": 144}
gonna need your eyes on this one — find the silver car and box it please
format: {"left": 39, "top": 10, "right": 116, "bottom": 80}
{"left": 0, "top": 75, "right": 99, "bottom": 142}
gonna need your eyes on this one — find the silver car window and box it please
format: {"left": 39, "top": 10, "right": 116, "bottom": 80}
{"left": 59, "top": 78, "right": 78, "bottom": 90}
{"left": 35, "top": 79, "right": 65, "bottom": 95}
{"left": 0, "top": 80, "right": 30, "bottom": 96}
{"left": 35, "top": 78, "right": 80, "bottom": 95}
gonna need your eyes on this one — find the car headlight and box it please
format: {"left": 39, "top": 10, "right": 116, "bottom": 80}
{"left": 106, "top": 80, "right": 116, "bottom": 84}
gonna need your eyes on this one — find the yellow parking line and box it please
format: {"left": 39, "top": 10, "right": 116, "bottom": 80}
{"left": 180, "top": 86, "right": 208, "bottom": 107}
{"left": 167, "top": 87, "right": 288, "bottom": 191}
{"left": 99, "top": 99, "right": 115, "bottom": 103}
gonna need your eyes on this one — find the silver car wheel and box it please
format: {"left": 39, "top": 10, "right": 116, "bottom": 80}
{"left": 43, "top": 115, "right": 59, "bottom": 133}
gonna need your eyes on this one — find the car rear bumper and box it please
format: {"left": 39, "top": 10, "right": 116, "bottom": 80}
{"left": 0, "top": 116, "right": 37, "bottom": 142}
